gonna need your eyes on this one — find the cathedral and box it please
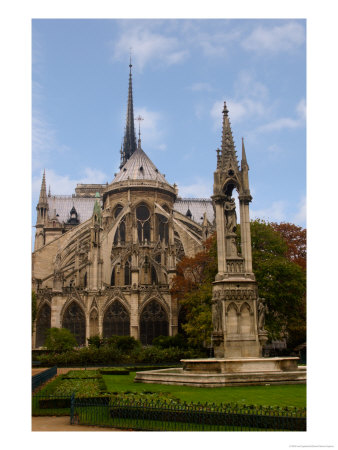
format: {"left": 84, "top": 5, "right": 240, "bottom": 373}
{"left": 32, "top": 60, "right": 256, "bottom": 353}
{"left": 32, "top": 63, "right": 215, "bottom": 348}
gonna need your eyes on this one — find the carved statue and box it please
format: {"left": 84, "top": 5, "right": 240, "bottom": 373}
{"left": 54, "top": 252, "right": 62, "bottom": 271}
{"left": 213, "top": 298, "right": 223, "bottom": 332}
{"left": 224, "top": 197, "right": 237, "bottom": 233}
{"left": 257, "top": 298, "right": 268, "bottom": 331}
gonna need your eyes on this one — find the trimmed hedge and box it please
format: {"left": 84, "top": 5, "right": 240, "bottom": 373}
{"left": 34, "top": 345, "right": 203, "bottom": 367}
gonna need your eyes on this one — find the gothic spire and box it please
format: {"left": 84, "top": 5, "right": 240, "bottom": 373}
{"left": 241, "top": 137, "right": 249, "bottom": 170}
{"left": 120, "top": 59, "right": 137, "bottom": 168}
{"left": 220, "top": 101, "right": 239, "bottom": 170}
{"left": 38, "top": 169, "right": 48, "bottom": 205}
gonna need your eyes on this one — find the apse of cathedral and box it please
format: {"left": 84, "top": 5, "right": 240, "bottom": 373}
{"left": 32, "top": 62, "right": 215, "bottom": 348}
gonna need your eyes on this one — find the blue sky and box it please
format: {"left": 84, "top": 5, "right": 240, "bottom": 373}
{"left": 32, "top": 18, "right": 306, "bottom": 228}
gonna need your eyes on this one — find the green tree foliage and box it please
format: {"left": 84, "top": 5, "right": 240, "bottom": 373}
{"left": 45, "top": 327, "right": 77, "bottom": 351}
{"left": 172, "top": 220, "right": 306, "bottom": 348}
{"left": 171, "top": 237, "right": 218, "bottom": 347}
{"left": 248, "top": 220, "right": 306, "bottom": 345}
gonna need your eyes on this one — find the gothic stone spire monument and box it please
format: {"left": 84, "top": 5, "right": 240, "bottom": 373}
{"left": 135, "top": 102, "right": 306, "bottom": 386}
{"left": 211, "top": 102, "right": 268, "bottom": 358}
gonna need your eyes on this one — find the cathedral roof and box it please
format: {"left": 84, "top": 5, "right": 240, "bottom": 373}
{"left": 47, "top": 196, "right": 100, "bottom": 224}
{"left": 174, "top": 198, "right": 214, "bottom": 224}
{"left": 112, "top": 147, "right": 169, "bottom": 184}
{"left": 47, "top": 195, "right": 213, "bottom": 226}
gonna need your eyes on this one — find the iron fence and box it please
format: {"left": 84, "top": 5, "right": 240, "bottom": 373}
{"left": 32, "top": 366, "right": 57, "bottom": 391}
{"left": 72, "top": 397, "right": 306, "bottom": 431}
{"left": 32, "top": 393, "right": 306, "bottom": 431}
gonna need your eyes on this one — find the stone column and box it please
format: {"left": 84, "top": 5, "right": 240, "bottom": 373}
{"left": 214, "top": 198, "right": 227, "bottom": 275}
{"left": 239, "top": 196, "right": 253, "bottom": 273}
{"left": 130, "top": 290, "right": 139, "bottom": 339}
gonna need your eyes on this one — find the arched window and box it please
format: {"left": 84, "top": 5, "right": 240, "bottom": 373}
{"left": 110, "top": 267, "right": 115, "bottom": 286}
{"left": 103, "top": 301, "right": 130, "bottom": 337}
{"left": 136, "top": 204, "right": 150, "bottom": 243}
{"left": 113, "top": 205, "right": 126, "bottom": 245}
{"left": 36, "top": 303, "right": 51, "bottom": 347}
{"left": 124, "top": 259, "right": 131, "bottom": 285}
{"left": 151, "top": 265, "right": 158, "bottom": 284}
{"left": 140, "top": 300, "right": 169, "bottom": 345}
{"left": 62, "top": 302, "right": 86, "bottom": 346}
{"left": 84, "top": 272, "right": 87, "bottom": 288}
{"left": 157, "top": 214, "right": 169, "bottom": 244}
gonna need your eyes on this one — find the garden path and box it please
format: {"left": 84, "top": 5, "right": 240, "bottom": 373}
{"left": 32, "top": 416, "right": 130, "bottom": 431}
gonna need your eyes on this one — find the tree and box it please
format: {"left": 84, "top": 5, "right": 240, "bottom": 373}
{"left": 171, "top": 236, "right": 217, "bottom": 347}
{"left": 243, "top": 220, "right": 306, "bottom": 344}
{"left": 172, "top": 220, "right": 306, "bottom": 348}
{"left": 270, "top": 222, "right": 306, "bottom": 270}
{"left": 45, "top": 327, "right": 77, "bottom": 351}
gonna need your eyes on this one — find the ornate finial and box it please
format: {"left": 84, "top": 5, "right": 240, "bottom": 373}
{"left": 129, "top": 47, "right": 132, "bottom": 70}
{"left": 222, "top": 101, "right": 229, "bottom": 116}
{"left": 48, "top": 185, "right": 51, "bottom": 197}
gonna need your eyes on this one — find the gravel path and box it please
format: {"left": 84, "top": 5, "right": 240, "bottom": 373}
{"left": 32, "top": 416, "right": 129, "bottom": 432}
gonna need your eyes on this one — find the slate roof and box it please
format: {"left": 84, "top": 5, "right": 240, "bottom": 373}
{"left": 112, "top": 148, "right": 169, "bottom": 184}
{"left": 174, "top": 198, "right": 214, "bottom": 224}
{"left": 47, "top": 196, "right": 97, "bottom": 224}
{"left": 47, "top": 196, "right": 214, "bottom": 226}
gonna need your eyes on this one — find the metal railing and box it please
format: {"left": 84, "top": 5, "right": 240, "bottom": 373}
{"left": 71, "top": 397, "right": 306, "bottom": 431}
{"left": 32, "top": 366, "right": 57, "bottom": 391}
{"left": 32, "top": 393, "right": 306, "bottom": 431}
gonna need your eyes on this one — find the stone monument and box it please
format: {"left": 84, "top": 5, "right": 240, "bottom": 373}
{"left": 134, "top": 102, "right": 306, "bottom": 386}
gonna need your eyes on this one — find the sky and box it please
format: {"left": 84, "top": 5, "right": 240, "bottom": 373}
{"left": 32, "top": 19, "right": 306, "bottom": 229}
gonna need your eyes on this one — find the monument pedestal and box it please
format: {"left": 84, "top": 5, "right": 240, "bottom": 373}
{"left": 134, "top": 357, "right": 306, "bottom": 387}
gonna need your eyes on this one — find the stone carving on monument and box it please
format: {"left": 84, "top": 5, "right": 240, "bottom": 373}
{"left": 224, "top": 196, "right": 237, "bottom": 233}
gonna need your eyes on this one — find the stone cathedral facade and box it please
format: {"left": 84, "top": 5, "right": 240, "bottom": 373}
{"left": 32, "top": 64, "right": 214, "bottom": 348}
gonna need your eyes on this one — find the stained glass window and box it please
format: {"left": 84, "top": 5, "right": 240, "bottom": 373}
{"left": 140, "top": 300, "right": 168, "bottom": 345}
{"left": 103, "top": 301, "right": 130, "bottom": 337}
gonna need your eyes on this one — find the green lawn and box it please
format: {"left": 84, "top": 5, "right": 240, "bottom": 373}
{"left": 102, "top": 372, "right": 306, "bottom": 408}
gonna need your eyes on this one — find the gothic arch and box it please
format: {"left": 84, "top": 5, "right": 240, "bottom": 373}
{"left": 35, "top": 302, "right": 51, "bottom": 347}
{"left": 139, "top": 298, "right": 169, "bottom": 345}
{"left": 240, "top": 302, "right": 252, "bottom": 335}
{"left": 102, "top": 299, "right": 130, "bottom": 337}
{"left": 60, "top": 295, "right": 85, "bottom": 320}
{"left": 222, "top": 177, "right": 240, "bottom": 197}
{"left": 103, "top": 295, "right": 130, "bottom": 317}
{"left": 226, "top": 302, "right": 238, "bottom": 335}
{"left": 61, "top": 300, "right": 86, "bottom": 346}
{"left": 89, "top": 308, "right": 99, "bottom": 337}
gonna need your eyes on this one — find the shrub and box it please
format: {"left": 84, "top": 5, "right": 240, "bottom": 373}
{"left": 104, "top": 335, "right": 141, "bottom": 352}
{"left": 152, "top": 334, "right": 188, "bottom": 349}
{"left": 44, "top": 328, "right": 77, "bottom": 352}
{"left": 87, "top": 335, "right": 103, "bottom": 348}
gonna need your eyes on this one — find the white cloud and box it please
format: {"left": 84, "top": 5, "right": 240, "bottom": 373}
{"left": 234, "top": 71, "right": 269, "bottom": 100}
{"left": 177, "top": 178, "right": 212, "bottom": 198}
{"left": 294, "top": 196, "right": 306, "bottom": 226}
{"left": 33, "top": 168, "right": 109, "bottom": 200}
{"left": 257, "top": 98, "right": 306, "bottom": 133}
{"left": 251, "top": 201, "right": 286, "bottom": 222}
{"left": 210, "top": 98, "right": 266, "bottom": 127}
{"left": 242, "top": 22, "right": 305, "bottom": 53}
{"left": 134, "top": 106, "right": 166, "bottom": 151}
{"left": 296, "top": 98, "right": 306, "bottom": 120}
{"left": 112, "top": 27, "right": 188, "bottom": 71}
